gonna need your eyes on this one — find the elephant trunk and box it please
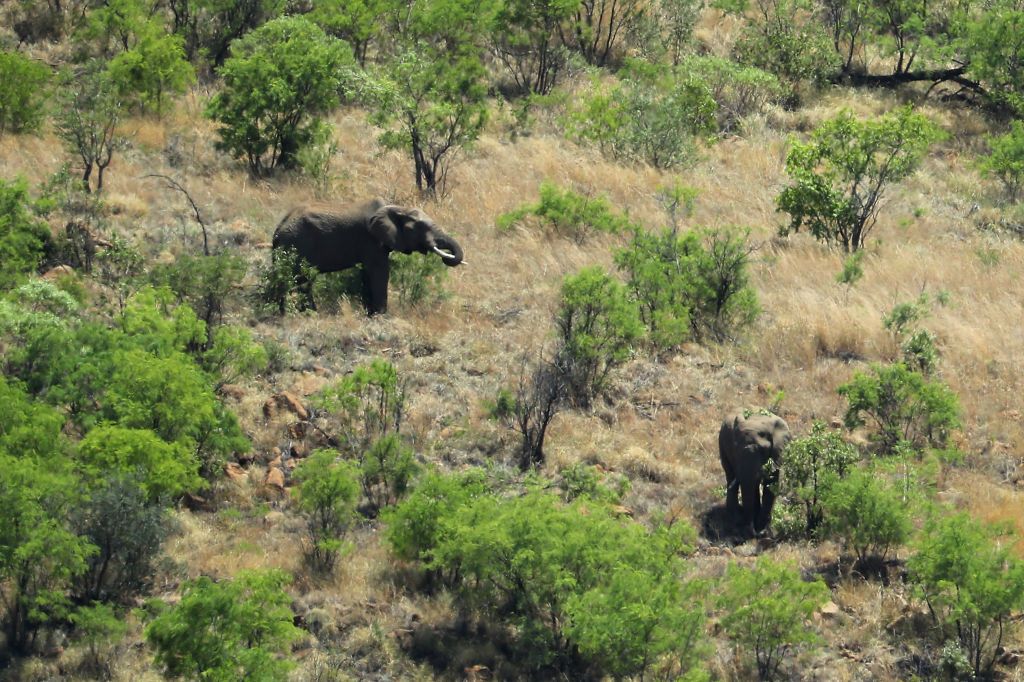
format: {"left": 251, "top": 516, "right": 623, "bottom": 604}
{"left": 432, "top": 232, "right": 464, "bottom": 266}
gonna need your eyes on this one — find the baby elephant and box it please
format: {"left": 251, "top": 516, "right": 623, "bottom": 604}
{"left": 719, "top": 411, "right": 792, "bottom": 537}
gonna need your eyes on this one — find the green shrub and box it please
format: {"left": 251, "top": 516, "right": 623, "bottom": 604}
{"left": 555, "top": 267, "right": 643, "bottom": 407}
{"left": 390, "top": 250, "right": 449, "bottom": 308}
{"left": 205, "top": 16, "right": 353, "bottom": 176}
{"left": 677, "top": 55, "right": 785, "bottom": 132}
{"left": 54, "top": 64, "right": 123, "bottom": 194}
{"left": 819, "top": 467, "right": 912, "bottom": 565}
{"left": 70, "top": 602, "right": 129, "bottom": 675}
{"left": 0, "top": 178, "right": 52, "bottom": 288}
{"left": 909, "top": 512, "right": 1024, "bottom": 678}
{"left": 360, "top": 433, "right": 419, "bottom": 512}
{"left": 838, "top": 362, "right": 961, "bottom": 452}
{"left": 559, "top": 462, "right": 628, "bottom": 503}
{"left": 256, "top": 246, "right": 320, "bottom": 315}
{"left": 777, "top": 107, "right": 944, "bottom": 252}
{"left": 201, "top": 325, "right": 269, "bottom": 387}
{"left": 780, "top": 421, "right": 860, "bottom": 536}
{"left": 0, "top": 51, "right": 51, "bottom": 134}
{"left": 76, "top": 425, "right": 202, "bottom": 501}
{"left": 497, "top": 181, "right": 640, "bottom": 242}
{"left": 978, "top": 120, "right": 1024, "bottom": 202}
{"left": 314, "top": 358, "right": 405, "bottom": 454}
{"left": 146, "top": 568, "right": 302, "bottom": 681}
{"left": 291, "top": 450, "right": 361, "bottom": 573}
{"left": 105, "top": 26, "right": 195, "bottom": 115}
{"left": 716, "top": 557, "right": 830, "bottom": 680}
{"left": 149, "top": 253, "right": 247, "bottom": 334}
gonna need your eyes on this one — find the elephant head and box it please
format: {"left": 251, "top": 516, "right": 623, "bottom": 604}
{"left": 368, "top": 204, "right": 465, "bottom": 267}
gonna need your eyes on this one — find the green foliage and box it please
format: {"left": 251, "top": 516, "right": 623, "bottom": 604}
{"left": 497, "top": 181, "right": 640, "bottom": 242}
{"left": 54, "top": 64, "right": 123, "bottom": 193}
{"left": 105, "top": 25, "right": 195, "bottom": 115}
{"left": 70, "top": 602, "right": 129, "bottom": 674}
{"left": 559, "top": 462, "right": 629, "bottom": 503}
{"left": 555, "top": 267, "right": 643, "bottom": 407}
{"left": 819, "top": 467, "right": 912, "bottom": 564}
{"left": 838, "top": 362, "right": 961, "bottom": 452}
{"left": 978, "top": 119, "right": 1024, "bottom": 203}
{"left": 384, "top": 468, "right": 488, "bottom": 564}
{"left": 430, "top": 491, "right": 705, "bottom": 677}
{"left": 909, "top": 512, "right": 1024, "bottom": 678}
{"left": 256, "top": 246, "right": 319, "bottom": 315}
{"left": 361, "top": 433, "right": 419, "bottom": 511}
{"left": 146, "top": 568, "right": 302, "bottom": 681}
{"left": 205, "top": 16, "right": 354, "bottom": 176}
{"left": 835, "top": 250, "right": 865, "bottom": 293}
{"left": 0, "top": 178, "right": 52, "bottom": 288}
{"left": 901, "top": 328, "right": 939, "bottom": 376}
{"left": 962, "top": 6, "right": 1024, "bottom": 115}
{"left": 149, "top": 253, "right": 247, "bottom": 333}
{"left": 201, "top": 325, "right": 268, "bottom": 387}
{"left": 615, "top": 225, "right": 760, "bottom": 348}
{"left": 489, "top": 0, "right": 575, "bottom": 94}
{"left": 564, "top": 66, "right": 717, "bottom": 169}
{"left": 777, "top": 107, "right": 944, "bottom": 252}
{"left": 362, "top": 44, "right": 488, "bottom": 196}
{"left": 389, "top": 251, "right": 450, "bottom": 308}
{"left": 780, "top": 421, "right": 860, "bottom": 536}
{"left": 716, "top": 557, "right": 830, "bottom": 680}
{"left": 76, "top": 425, "right": 202, "bottom": 501}
{"left": 484, "top": 387, "right": 517, "bottom": 420}
{"left": 882, "top": 293, "right": 930, "bottom": 338}
{"left": 0, "top": 51, "right": 51, "bottom": 134}
{"left": 306, "top": 0, "right": 393, "bottom": 65}
{"left": 677, "top": 55, "right": 785, "bottom": 132}
{"left": 291, "top": 450, "right": 361, "bottom": 573}
{"left": 314, "top": 358, "right": 405, "bottom": 454}
{"left": 168, "top": 0, "right": 287, "bottom": 69}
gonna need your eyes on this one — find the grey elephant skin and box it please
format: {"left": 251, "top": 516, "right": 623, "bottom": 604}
{"left": 718, "top": 411, "right": 792, "bottom": 536}
{"left": 271, "top": 198, "right": 464, "bottom": 315}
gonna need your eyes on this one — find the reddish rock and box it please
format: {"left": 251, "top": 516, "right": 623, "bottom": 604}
{"left": 262, "top": 392, "right": 309, "bottom": 421}
{"left": 225, "top": 462, "right": 246, "bottom": 482}
{"left": 265, "top": 467, "right": 286, "bottom": 491}
{"left": 288, "top": 421, "right": 309, "bottom": 439}
{"left": 219, "top": 384, "right": 246, "bottom": 400}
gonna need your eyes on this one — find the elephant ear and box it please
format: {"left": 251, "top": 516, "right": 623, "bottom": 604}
{"left": 368, "top": 205, "right": 407, "bottom": 251}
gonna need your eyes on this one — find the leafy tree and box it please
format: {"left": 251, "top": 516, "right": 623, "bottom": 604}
{"left": 76, "top": 425, "right": 202, "bottom": 501}
{"left": 777, "top": 107, "right": 943, "bottom": 252}
{"left": 306, "top": 0, "right": 395, "bottom": 66}
{"left": 150, "top": 253, "right": 247, "bottom": 338}
{"left": 838, "top": 361, "right": 960, "bottom": 452}
{"left": 291, "top": 450, "right": 361, "bottom": 573}
{"left": 106, "top": 26, "right": 195, "bottom": 115}
{"left": 909, "top": 512, "right": 1024, "bottom": 678}
{"left": 201, "top": 325, "right": 269, "bottom": 388}
{"left": 313, "top": 358, "right": 405, "bottom": 454}
{"left": 676, "top": 56, "right": 785, "bottom": 133}
{"left": 74, "top": 0, "right": 152, "bottom": 56}
{"left": 555, "top": 267, "right": 643, "bottom": 407}
{"left": 360, "top": 433, "right": 419, "bottom": 511}
{"left": 819, "top": 467, "right": 912, "bottom": 565}
{"left": 0, "top": 51, "right": 51, "bottom": 134}
{"left": 779, "top": 421, "right": 859, "bottom": 536}
{"left": 962, "top": 5, "right": 1024, "bottom": 114}
{"left": 0, "top": 178, "right": 52, "bottom": 288}
{"left": 497, "top": 181, "right": 640, "bottom": 242}
{"left": 70, "top": 602, "right": 129, "bottom": 675}
{"left": 364, "top": 45, "right": 488, "bottom": 196}
{"left": 205, "top": 16, "right": 353, "bottom": 176}
{"left": 717, "top": 557, "right": 830, "bottom": 680}
{"left": 168, "top": 0, "right": 287, "bottom": 69}
{"left": 54, "top": 64, "right": 123, "bottom": 193}
{"left": 978, "top": 119, "right": 1024, "bottom": 203}
{"left": 490, "top": 0, "right": 576, "bottom": 94}
{"left": 561, "top": 0, "right": 648, "bottom": 67}
{"left": 146, "top": 569, "right": 302, "bottom": 681}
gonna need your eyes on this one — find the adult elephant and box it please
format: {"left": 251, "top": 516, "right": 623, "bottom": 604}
{"left": 271, "top": 198, "right": 465, "bottom": 315}
{"left": 718, "top": 411, "right": 792, "bottom": 537}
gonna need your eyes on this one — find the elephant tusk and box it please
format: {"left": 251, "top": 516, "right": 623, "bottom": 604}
{"left": 432, "top": 246, "right": 457, "bottom": 260}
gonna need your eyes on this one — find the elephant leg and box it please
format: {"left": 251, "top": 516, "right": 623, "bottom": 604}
{"left": 722, "top": 457, "right": 740, "bottom": 517}
{"left": 755, "top": 479, "right": 778, "bottom": 535}
{"left": 739, "top": 478, "right": 761, "bottom": 536}
{"left": 363, "top": 257, "right": 390, "bottom": 315}
{"left": 296, "top": 273, "right": 315, "bottom": 311}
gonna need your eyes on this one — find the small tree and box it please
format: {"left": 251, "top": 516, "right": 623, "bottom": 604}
{"left": 780, "top": 421, "right": 859, "bottom": 535}
{"left": 838, "top": 361, "right": 961, "bottom": 452}
{"left": 497, "top": 181, "right": 639, "bottom": 242}
{"left": 146, "top": 569, "right": 302, "bottom": 681}
{"left": 0, "top": 51, "right": 51, "bottom": 134}
{"left": 105, "top": 25, "right": 195, "bottom": 116}
{"left": 512, "top": 355, "right": 566, "bottom": 470}
{"left": 717, "top": 557, "right": 830, "bottom": 680}
{"left": 0, "top": 178, "right": 52, "bottom": 288}
{"left": 978, "top": 119, "right": 1024, "bottom": 203}
{"left": 909, "top": 512, "right": 1024, "bottom": 679}
{"left": 360, "top": 433, "right": 419, "bottom": 512}
{"left": 819, "top": 467, "right": 912, "bottom": 566}
{"left": 313, "top": 358, "right": 406, "bottom": 454}
{"left": 555, "top": 267, "right": 643, "bottom": 407}
{"left": 291, "top": 451, "right": 361, "bottom": 573}
{"left": 54, "top": 64, "right": 123, "bottom": 194}
{"left": 205, "top": 16, "right": 353, "bottom": 176}
{"left": 490, "top": 0, "right": 575, "bottom": 94}
{"left": 777, "top": 107, "right": 944, "bottom": 252}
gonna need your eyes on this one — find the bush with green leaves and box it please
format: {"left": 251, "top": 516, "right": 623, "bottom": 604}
{"left": 105, "top": 24, "right": 195, "bottom": 115}
{"left": 205, "top": 16, "right": 354, "bottom": 176}
{"left": 76, "top": 425, "right": 202, "bottom": 501}
{"left": 429, "top": 490, "right": 707, "bottom": 678}
{"left": 778, "top": 421, "right": 859, "bottom": 536}
{"left": 0, "top": 51, "right": 51, "bottom": 134}
{"left": 978, "top": 119, "right": 1024, "bottom": 203}
{"left": 819, "top": 467, "right": 912, "bottom": 566}
{"left": 838, "top": 362, "right": 961, "bottom": 453}
{"left": 146, "top": 568, "right": 302, "bottom": 681}
{"left": 168, "top": 0, "right": 286, "bottom": 69}
{"left": 555, "top": 267, "right": 643, "bottom": 407}
{"left": 716, "top": 557, "right": 830, "bottom": 680}
{"left": 389, "top": 251, "right": 451, "bottom": 308}
{"left": 314, "top": 358, "right": 406, "bottom": 454}
{"left": 360, "top": 433, "right": 419, "bottom": 512}
{"left": 54, "top": 64, "right": 123, "bottom": 194}
{"left": 615, "top": 225, "right": 760, "bottom": 348}
{"left": 909, "top": 512, "right": 1024, "bottom": 679}
{"left": 0, "top": 178, "right": 52, "bottom": 288}
{"left": 201, "top": 325, "right": 269, "bottom": 388}
{"left": 777, "top": 107, "right": 944, "bottom": 252}
{"left": 489, "top": 0, "right": 575, "bottom": 94}
{"left": 559, "top": 462, "right": 629, "bottom": 503}
{"left": 677, "top": 55, "right": 785, "bottom": 132}
{"left": 150, "top": 253, "right": 247, "bottom": 335}
{"left": 291, "top": 450, "right": 361, "bottom": 573}
{"left": 564, "top": 64, "right": 717, "bottom": 169}
{"left": 70, "top": 602, "right": 129, "bottom": 675}
{"left": 497, "top": 181, "right": 640, "bottom": 242}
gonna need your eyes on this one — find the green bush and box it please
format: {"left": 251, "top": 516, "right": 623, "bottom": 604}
{"left": 497, "top": 181, "right": 639, "bottom": 242}
{"left": 314, "top": 358, "right": 406, "bottom": 454}
{"left": 291, "top": 450, "right": 361, "bottom": 573}
{"left": 777, "top": 107, "right": 944, "bottom": 252}
{"left": 559, "top": 462, "right": 628, "bottom": 503}
{"left": 390, "top": 250, "right": 450, "bottom": 308}
{"left": 146, "top": 568, "right": 302, "bottom": 681}
{"left": 0, "top": 178, "right": 52, "bottom": 288}
{"left": 909, "top": 512, "right": 1024, "bottom": 678}
{"left": 76, "top": 425, "right": 202, "bottom": 501}
{"left": 150, "top": 253, "right": 247, "bottom": 334}
{"left": 555, "top": 267, "right": 643, "bottom": 407}
{"left": 105, "top": 25, "right": 195, "bottom": 115}
{"left": 70, "top": 602, "right": 129, "bottom": 675}
{"left": 677, "top": 55, "right": 785, "bottom": 132}
{"left": 54, "top": 64, "right": 123, "bottom": 194}
{"left": 360, "top": 433, "right": 419, "bottom": 512}
{"left": 978, "top": 119, "right": 1024, "bottom": 203}
{"left": 779, "top": 421, "right": 859, "bottom": 536}
{"left": 0, "top": 51, "right": 51, "bottom": 134}
{"left": 716, "top": 557, "right": 830, "bottom": 680}
{"left": 838, "top": 362, "right": 961, "bottom": 453}
{"left": 205, "top": 16, "right": 353, "bottom": 176}
{"left": 819, "top": 467, "right": 912, "bottom": 565}
{"left": 201, "top": 325, "right": 269, "bottom": 387}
